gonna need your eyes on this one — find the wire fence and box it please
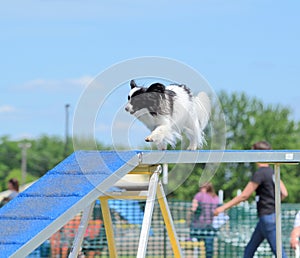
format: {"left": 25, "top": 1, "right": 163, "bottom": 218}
{"left": 28, "top": 200, "right": 300, "bottom": 258}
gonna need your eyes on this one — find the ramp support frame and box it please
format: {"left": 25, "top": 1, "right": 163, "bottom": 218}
{"left": 69, "top": 165, "right": 182, "bottom": 258}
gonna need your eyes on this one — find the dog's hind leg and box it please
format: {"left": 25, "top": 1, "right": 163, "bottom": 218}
{"left": 184, "top": 123, "right": 201, "bottom": 150}
{"left": 186, "top": 135, "right": 198, "bottom": 150}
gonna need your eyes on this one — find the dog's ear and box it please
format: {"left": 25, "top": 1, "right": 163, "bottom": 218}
{"left": 130, "top": 80, "right": 138, "bottom": 89}
{"left": 147, "top": 83, "right": 165, "bottom": 93}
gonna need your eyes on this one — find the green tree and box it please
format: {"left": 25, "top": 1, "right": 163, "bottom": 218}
{"left": 0, "top": 136, "right": 21, "bottom": 170}
{"left": 28, "top": 135, "right": 109, "bottom": 177}
{"left": 171, "top": 91, "right": 300, "bottom": 202}
{"left": 0, "top": 135, "right": 73, "bottom": 190}
{"left": 0, "top": 134, "right": 109, "bottom": 190}
{"left": 0, "top": 136, "right": 21, "bottom": 190}
{"left": 27, "top": 135, "right": 69, "bottom": 177}
{"left": 211, "top": 91, "right": 300, "bottom": 202}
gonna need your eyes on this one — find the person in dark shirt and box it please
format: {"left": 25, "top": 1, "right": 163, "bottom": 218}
{"left": 214, "top": 141, "right": 288, "bottom": 258}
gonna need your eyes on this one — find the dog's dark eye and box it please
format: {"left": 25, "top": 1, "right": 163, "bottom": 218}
{"left": 128, "top": 96, "right": 130, "bottom": 100}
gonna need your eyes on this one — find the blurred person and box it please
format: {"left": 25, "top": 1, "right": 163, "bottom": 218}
{"left": 214, "top": 141, "right": 288, "bottom": 258}
{"left": 290, "top": 211, "right": 300, "bottom": 250}
{"left": 7, "top": 178, "right": 19, "bottom": 200}
{"left": 0, "top": 178, "right": 19, "bottom": 207}
{"left": 190, "top": 182, "right": 219, "bottom": 258}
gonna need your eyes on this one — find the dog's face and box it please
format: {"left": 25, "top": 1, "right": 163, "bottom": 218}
{"left": 125, "top": 80, "right": 166, "bottom": 116}
{"left": 125, "top": 80, "right": 146, "bottom": 115}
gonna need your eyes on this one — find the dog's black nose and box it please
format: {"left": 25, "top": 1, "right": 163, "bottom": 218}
{"left": 125, "top": 106, "right": 129, "bottom": 112}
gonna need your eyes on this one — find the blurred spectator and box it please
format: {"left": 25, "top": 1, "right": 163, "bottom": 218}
{"left": 0, "top": 178, "right": 19, "bottom": 207}
{"left": 214, "top": 141, "right": 288, "bottom": 258}
{"left": 290, "top": 211, "right": 300, "bottom": 250}
{"left": 190, "top": 182, "right": 219, "bottom": 258}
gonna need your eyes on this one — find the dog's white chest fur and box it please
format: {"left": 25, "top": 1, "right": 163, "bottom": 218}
{"left": 133, "top": 108, "right": 169, "bottom": 132}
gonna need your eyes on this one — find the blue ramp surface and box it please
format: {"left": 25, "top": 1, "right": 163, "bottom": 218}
{"left": 0, "top": 150, "right": 139, "bottom": 258}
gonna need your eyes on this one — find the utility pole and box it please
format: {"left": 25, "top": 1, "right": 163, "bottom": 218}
{"left": 64, "top": 104, "right": 70, "bottom": 157}
{"left": 18, "top": 142, "right": 31, "bottom": 185}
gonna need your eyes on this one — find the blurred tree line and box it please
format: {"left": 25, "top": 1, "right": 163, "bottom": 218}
{"left": 0, "top": 135, "right": 108, "bottom": 191}
{"left": 171, "top": 91, "right": 300, "bottom": 203}
{"left": 0, "top": 135, "right": 69, "bottom": 191}
{"left": 1, "top": 91, "right": 300, "bottom": 202}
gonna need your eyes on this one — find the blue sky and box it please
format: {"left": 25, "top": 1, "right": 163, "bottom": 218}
{"left": 1, "top": 1, "right": 299, "bottom": 148}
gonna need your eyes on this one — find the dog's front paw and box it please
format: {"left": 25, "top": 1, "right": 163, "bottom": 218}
{"left": 145, "top": 136, "right": 153, "bottom": 142}
{"left": 145, "top": 134, "right": 167, "bottom": 150}
{"left": 187, "top": 145, "right": 197, "bottom": 151}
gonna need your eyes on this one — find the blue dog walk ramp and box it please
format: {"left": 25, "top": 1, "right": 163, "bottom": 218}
{"left": 0, "top": 149, "right": 299, "bottom": 257}
{"left": 0, "top": 150, "right": 140, "bottom": 258}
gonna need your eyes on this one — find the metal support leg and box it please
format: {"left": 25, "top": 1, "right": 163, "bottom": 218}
{"left": 157, "top": 181, "right": 183, "bottom": 258}
{"left": 69, "top": 201, "right": 95, "bottom": 258}
{"left": 100, "top": 197, "right": 118, "bottom": 258}
{"left": 274, "top": 164, "right": 282, "bottom": 258}
{"left": 136, "top": 166, "right": 161, "bottom": 258}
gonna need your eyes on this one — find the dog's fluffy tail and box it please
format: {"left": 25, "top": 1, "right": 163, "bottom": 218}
{"left": 195, "top": 92, "right": 211, "bottom": 130}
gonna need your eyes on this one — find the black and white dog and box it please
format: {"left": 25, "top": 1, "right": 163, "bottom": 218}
{"left": 125, "top": 80, "right": 211, "bottom": 150}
